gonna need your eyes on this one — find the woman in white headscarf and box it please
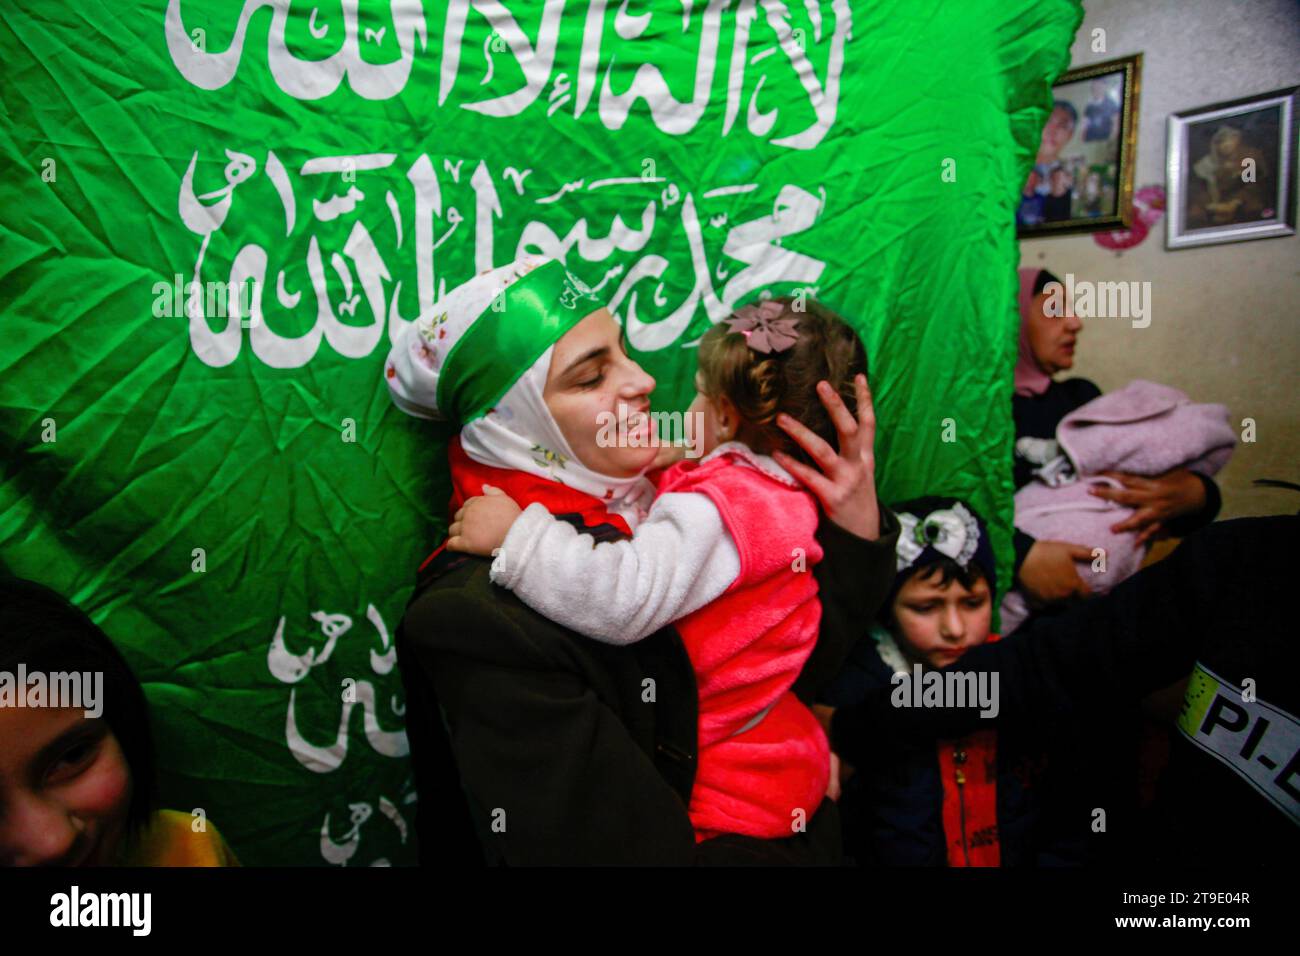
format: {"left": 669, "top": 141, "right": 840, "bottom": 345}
{"left": 385, "top": 255, "right": 897, "bottom": 865}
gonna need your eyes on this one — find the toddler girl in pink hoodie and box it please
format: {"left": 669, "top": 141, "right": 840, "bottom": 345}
{"left": 450, "top": 298, "right": 876, "bottom": 841}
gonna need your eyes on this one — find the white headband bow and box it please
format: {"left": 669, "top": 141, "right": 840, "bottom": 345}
{"left": 895, "top": 503, "right": 980, "bottom": 573}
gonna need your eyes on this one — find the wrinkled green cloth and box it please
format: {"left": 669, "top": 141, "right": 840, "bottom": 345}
{"left": 0, "top": 1, "right": 1080, "bottom": 865}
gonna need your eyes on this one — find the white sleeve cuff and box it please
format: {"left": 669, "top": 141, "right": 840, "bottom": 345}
{"left": 489, "top": 501, "right": 557, "bottom": 590}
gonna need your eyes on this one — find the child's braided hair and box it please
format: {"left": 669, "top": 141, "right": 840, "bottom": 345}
{"left": 696, "top": 296, "right": 868, "bottom": 467}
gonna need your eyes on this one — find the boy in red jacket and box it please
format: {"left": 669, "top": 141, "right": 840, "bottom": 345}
{"left": 817, "top": 497, "right": 1071, "bottom": 866}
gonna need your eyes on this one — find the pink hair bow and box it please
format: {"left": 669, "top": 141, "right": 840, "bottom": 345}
{"left": 725, "top": 300, "right": 800, "bottom": 354}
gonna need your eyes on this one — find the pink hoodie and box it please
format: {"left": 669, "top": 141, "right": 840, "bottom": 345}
{"left": 657, "top": 448, "right": 829, "bottom": 841}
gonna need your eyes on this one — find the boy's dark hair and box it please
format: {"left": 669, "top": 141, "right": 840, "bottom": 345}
{"left": 901, "top": 556, "right": 990, "bottom": 593}
{"left": 0, "top": 577, "right": 157, "bottom": 838}
{"left": 696, "top": 296, "right": 867, "bottom": 467}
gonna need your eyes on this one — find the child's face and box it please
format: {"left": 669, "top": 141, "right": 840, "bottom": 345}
{"left": 684, "top": 372, "right": 732, "bottom": 458}
{"left": 0, "top": 706, "right": 133, "bottom": 866}
{"left": 1038, "top": 106, "right": 1075, "bottom": 160}
{"left": 891, "top": 566, "right": 993, "bottom": 668}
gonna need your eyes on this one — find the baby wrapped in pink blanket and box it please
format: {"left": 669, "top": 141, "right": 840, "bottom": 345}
{"left": 1001, "top": 380, "right": 1235, "bottom": 634}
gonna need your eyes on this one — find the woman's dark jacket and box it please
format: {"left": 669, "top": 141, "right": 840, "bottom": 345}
{"left": 397, "top": 509, "right": 900, "bottom": 865}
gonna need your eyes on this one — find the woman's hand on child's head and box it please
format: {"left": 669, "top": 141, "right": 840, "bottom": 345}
{"left": 446, "top": 485, "right": 523, "bottom": 557}
{"left": 772, "top": 373, "right": 881, "bottom": 540}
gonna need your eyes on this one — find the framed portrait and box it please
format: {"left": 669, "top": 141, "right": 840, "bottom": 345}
{"left": 1016, "top": 54, "right": 1142, "bottom": 237}
{"left": 1166, "top": 86, "right": 1298, "bottom": 249}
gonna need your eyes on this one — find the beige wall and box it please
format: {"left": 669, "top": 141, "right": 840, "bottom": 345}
{"left": 1020, "top": 0, "right": 1300, "bottom": 518}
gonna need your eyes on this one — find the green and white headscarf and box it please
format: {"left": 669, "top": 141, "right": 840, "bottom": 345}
{"left": 384, "top": 255, "right": 657, "bottom": 528}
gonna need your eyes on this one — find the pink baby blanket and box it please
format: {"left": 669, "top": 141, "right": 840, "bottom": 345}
{"left": 1000, "top": 380, "right": 1235, "bottom": 634}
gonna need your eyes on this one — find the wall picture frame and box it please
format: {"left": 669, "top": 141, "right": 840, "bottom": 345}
{"left": 1017, "top": 54, "right": 1142, "bottom": 237}
{"left": 1166, "top": 86, "right": 1298, "bottom": 249}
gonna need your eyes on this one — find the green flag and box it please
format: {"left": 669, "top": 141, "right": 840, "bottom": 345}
{"left": 0, "top": 0, "right": 1081, "bottom": 865}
